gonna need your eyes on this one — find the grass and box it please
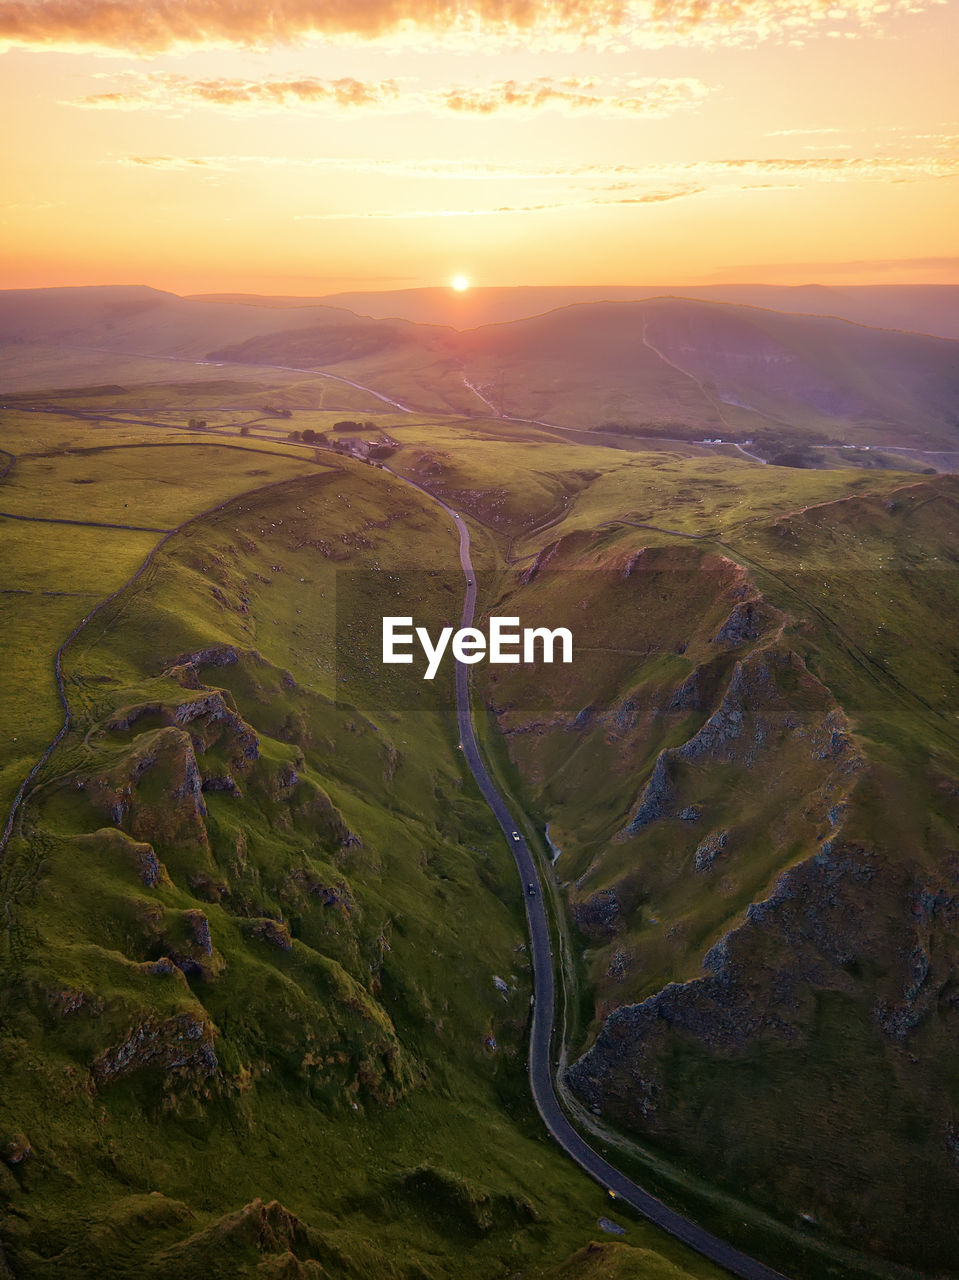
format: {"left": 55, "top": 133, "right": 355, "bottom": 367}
{"left": 0, "top": 420, "right": 327, "bottom": 820}
{"left": 472, "top": 467, "right": 959, "bottom": 1274}
{"left": 3, "top": 365, "right": 959, "bottom": 1277}
{"left": 0, "top": 443, "right": 313, "bottom": 526}
{"left": 0, "top": 447, "right": 722, "bottom": 1280}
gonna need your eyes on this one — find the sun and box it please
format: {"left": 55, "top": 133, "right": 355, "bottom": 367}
{"left": 451, "top": 275, "right": 470, "bottom": 292}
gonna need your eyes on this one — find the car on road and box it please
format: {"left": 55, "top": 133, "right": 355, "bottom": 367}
{"left": 527, "top": 883, "right": 536, "bottom": 896}
{"left": 511, "top": 831, "right": 521, "bottom": 841}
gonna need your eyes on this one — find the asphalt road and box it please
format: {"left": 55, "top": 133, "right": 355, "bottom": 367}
{"left": 386, "top": 466, "right": 791, "bottom": 1280}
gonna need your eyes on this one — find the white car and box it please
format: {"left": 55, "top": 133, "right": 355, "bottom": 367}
{"left": 511, "top": 831, "right": 521, "bottom": 841}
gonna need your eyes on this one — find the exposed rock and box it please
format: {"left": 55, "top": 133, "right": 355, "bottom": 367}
{"left": 80, "top": 726, "right": 210, "bottom": 851}
{"left": 694, "top": 830, "right": 728, "bottom": 872}
{"left": 246, "top": 918, "right": 294, "bottom": 952}
{"left": 0, "top": 1132, "right": 31, "bottom": 1166}
{"left": 162, "top": 644, "right": 240, "bottom": 675}
{"left": 621, "top": 648, "right": 862, "bottom": 840}
{"left": 274, "top": 761, "right": 299, "bottom": 797}
{"left": 623, "top": 752, "right": 674, "bottom": 835}
{"left": 76, "top": 828, "right": 169, "bottom": 888}
{"left": 668, "top": 666, "right": 705, "bottom": 713}
{"left": 164, "top": 909, "right": 224, "bottom": 980}
{"left": 140, "top": 957, "right": 183, "bottom": 979}
{"left": 200, "top": 773, "right": 241, "bottom": 797}
{"left": 710, "top": 599, "right": 767, "bottom": 647}
{"left": 282, "top": 869, "right": 353, "bottom": 915}
{"left": 91, "top": 1012, "right": 217, "bottom": 1085}
{"left": 521, "top": 540, "right": 560, "bottom": 585}
{"left": 185, "top": 909, "right": 213, "bottom": 955}
{"left": 605, "top": 950, "right": 633, "bottom": 982}
{"left": 567, "top": 840, "right": 951, "bottom": 1126}
{"left": 571, "top": 888, "right": 624, "bottom": 942}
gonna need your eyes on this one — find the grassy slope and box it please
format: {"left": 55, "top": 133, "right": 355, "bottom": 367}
{"left": 469, "top": 452, "right": 959, "bottom": 1274}
{"left": 0, "top": 437, "right": 719, "bottom": 1279}
{"left": 0, "top": 413, "right": 320, "bottom": 819}
{"left": 6, "top": 288, "right": 959, "bottom": 455}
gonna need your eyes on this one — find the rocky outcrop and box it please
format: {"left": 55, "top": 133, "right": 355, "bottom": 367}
{"left": 108, "top": 690, "right": 260, "bottom": 770}
{"left": 245, "top": 918, "right": 294, "bottom": 952}
{"left": 620, "top": 646, "right": 862, "bottom": 838}
{"left": 81, "top": 727, "right": 210, "bottom": 851}
{"left": 621, "top": 753, "right": 674, "bottom": 835}
{"left": 91, "top": 1011, "right": 217, "bottom": 1086}
{"left": 568, "top": 838, "right": 959, "bottom": 1127}
{"left": 694, "top": 830, "right": 728, "bottom": 872}
{"left": 74, "top": 827, "right": 170, "bottom": 887}
{"left": 571, "top": 888, "right": 624, "bottom": 942}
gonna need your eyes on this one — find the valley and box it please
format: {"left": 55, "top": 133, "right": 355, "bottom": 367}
{"left": 1, "top": 285, "right": 958, "bottom": 1280}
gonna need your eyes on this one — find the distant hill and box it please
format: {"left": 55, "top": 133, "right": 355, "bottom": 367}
{"left": 449, "top": 297, "right": 959, "bottom": 450}
{"left": 0, "top": 285, "right": 442, "bottom": 361}
{"left": 193, "top": 283, "right": 959, "bottom": 340}
{"left": 2, "top": 286, "right": 957, "bottom": 455}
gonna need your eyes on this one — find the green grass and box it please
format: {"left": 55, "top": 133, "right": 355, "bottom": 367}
{"left": 472, "top": 468, "right": 959, "bottom": 1274}
{"left": 0, "top": 443, "right": 314, "bottom": 526}
{"left": 0, "top": 423, "right": 329, "bottom": 820}
{"left": 4, "top": 367, "right": 959, "bottom": 1277}
{"left": 0, "top": 451, "right": 721, "bottom": 1280}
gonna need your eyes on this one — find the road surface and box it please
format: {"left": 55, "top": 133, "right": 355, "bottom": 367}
{"left": 384, "top": 468, "right": 790, "bottom": 1280}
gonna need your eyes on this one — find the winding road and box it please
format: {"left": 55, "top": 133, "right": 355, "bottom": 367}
{"left": 2, "top": 380, "right": 784, "bottom": 1274}
{"left": 383, "top": 468, "right": 789, "bottom": 1280}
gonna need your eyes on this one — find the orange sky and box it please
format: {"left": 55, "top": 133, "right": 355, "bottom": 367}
{"left": 1, "top": 0, "right": 957, "bottom": 293}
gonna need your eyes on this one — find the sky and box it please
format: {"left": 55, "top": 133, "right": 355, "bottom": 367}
{"left": 0, "top": 0, "right": 957, "bottom": 294}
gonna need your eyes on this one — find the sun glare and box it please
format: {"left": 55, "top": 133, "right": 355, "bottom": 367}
{"left": 451, "top": 275, "right": 470, "bottom": 292}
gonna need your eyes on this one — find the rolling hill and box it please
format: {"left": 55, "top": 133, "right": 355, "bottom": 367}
{"left": 195, "top": 284, "right": 959, "bottom": 342}
{"left": 4, "top": 286, "right": 959, "bottom": 1278}
{"left": 2, "top": 288, "right": 957, "bottom": 461}
{"left": 477, "top": 473, "right": 959, "bottom": 1274}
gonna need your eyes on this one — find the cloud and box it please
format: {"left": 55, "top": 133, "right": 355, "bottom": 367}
{"left": 292, "top": 187, "right": 703, "bottom": 219}
{"left": 765, "top": 127, "right": 843, "bottom": 136}
{"left": 120, "top": 150, "right": 959, "bottom": 187}
{"left": 76, "top": 72, "right": 708, "bottom": 119}
{"left": 0, "top": 0, "right": 939, "bottom": 55}
{"left": 693, "top": 155, "right": 959, "bottom": 181}
{"left": 126, "top": 155, "right": 212, "bottom": 170}
{"left": 437, "top": 76, "right": 708, "bottom": 117}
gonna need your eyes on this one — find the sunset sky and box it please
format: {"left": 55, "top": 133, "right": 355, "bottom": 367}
{"left": 1, "top": 0, "right": 957, "bottom": 294}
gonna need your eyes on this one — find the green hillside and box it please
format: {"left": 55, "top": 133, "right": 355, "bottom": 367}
{"left": 3, "top": 288, "right": 959, "bottom": 458}
{"left": 477, "top": 473, "right": 959, "bottom": 1274}
{"left": 3, "top": 314, "right": 959, "bottom": 1278}
{"left": 0, "top": 415, "right": 721, "bottom": 1280}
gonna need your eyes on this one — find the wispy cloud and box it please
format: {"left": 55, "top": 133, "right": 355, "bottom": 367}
{"left": 437, "top": 76, "right": 708, "bottom": 117}
{"left": 81, "top": 75, "right": 402, "bottom": 112}
{"left": 76, "top": 73, "right": 709, "bottom": 119}
{"left": 293, "top": 188, "right": 703, "bottom": 219}
{"left": 121, "top": 150, "right": 959, "bottom": 186}
{"left": 690, "top": 155, "right": 959, "bottom": 181}
{"left": 0, "top": 0, "right": 940, "bottom": 55}
{"left": 765, "top": 127, "right": 843, "bottom": 137}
